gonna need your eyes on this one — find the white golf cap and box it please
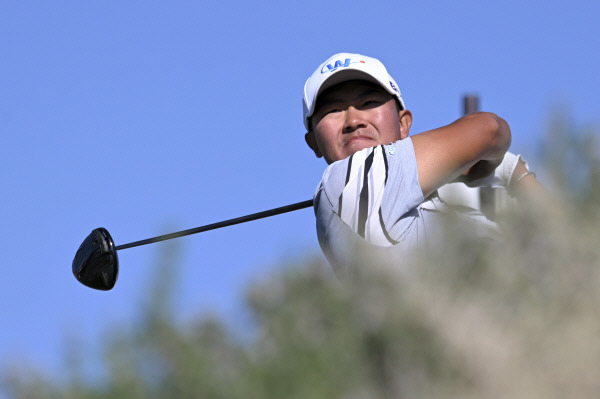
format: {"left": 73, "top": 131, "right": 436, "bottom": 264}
{"left": 302, "top": 52, "right": 405, "bottom": 130}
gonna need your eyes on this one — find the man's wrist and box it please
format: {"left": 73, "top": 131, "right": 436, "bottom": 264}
{"left": 507, "top": 156, "right": 536, "bottom": 194}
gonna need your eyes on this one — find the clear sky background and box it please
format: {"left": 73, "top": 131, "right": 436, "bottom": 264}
{"left": 1, "top": 0, "right": 599, "bottom": 382}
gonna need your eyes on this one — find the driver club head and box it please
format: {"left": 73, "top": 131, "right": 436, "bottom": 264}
{"left": 72, "top": 228, "right": 119, "bottom": 290}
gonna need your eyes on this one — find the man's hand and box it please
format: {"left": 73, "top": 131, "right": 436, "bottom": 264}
{"left": 454, "top": 159, "right": 503, "bottom": 187}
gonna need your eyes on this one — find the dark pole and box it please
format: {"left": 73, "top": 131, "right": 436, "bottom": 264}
{"left": 463, "top": 95, "right": 479, "bottom": 116}
{"left": 462, "top": 94, "right": 495, "bottom": 219}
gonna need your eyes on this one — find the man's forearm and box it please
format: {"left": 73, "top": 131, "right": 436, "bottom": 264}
{"left": 412, "top": 112, "right": 512, "bottom": 197}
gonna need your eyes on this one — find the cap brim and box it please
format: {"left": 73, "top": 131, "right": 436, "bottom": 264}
{"left": 306, "top": 69, "right": 401, "bottom": 125}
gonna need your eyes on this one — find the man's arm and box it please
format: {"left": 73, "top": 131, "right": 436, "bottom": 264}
{"left": 411, "top": 112, "right": 511, "bottom": 198}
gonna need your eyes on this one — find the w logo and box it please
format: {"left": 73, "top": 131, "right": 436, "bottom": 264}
{"left": 321, "top": 58, "right": 353, "bottom": 74}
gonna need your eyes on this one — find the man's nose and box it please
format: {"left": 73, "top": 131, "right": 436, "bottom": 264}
{"left": 342, "top": 106, "right": 367, "bottom": 133}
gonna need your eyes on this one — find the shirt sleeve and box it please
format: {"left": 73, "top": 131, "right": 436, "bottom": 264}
{"left": 315, "top": 138, "right": 424, "bottom": 247}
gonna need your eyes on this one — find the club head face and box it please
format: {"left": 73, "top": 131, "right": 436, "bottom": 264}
{"left": 72, "top": 228, "right": 119, "bottom": 290}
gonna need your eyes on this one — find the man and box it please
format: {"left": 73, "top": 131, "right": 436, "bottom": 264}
{"left": 303, "top": 53, "right": 538, "bottom": 278}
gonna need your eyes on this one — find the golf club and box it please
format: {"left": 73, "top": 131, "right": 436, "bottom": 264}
{"left": 72, "top": 199, "right": 313, "bottom": 291}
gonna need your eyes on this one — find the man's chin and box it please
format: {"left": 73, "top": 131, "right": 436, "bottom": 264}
{"left": 344, "top": 139, "right": 377, "bottom": 156}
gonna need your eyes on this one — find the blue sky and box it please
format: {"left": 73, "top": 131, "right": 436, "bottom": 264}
{"left": 1, "top": 0, "right": 599, "bottom": 379}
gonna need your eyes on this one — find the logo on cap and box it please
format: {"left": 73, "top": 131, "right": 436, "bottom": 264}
{"left": 321, "top": 58, "right": 365, "bottom": 74}
{"left": 389, "top": 81, "right": 399, "bottom": 93}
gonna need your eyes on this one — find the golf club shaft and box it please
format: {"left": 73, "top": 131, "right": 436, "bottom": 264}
{"left": 115, "top": 199, "right": 313, "bottom": 251}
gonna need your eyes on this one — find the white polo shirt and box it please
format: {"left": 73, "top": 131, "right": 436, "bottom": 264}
{"left": 313, "top": 138, "right": 498, "bottom": 279}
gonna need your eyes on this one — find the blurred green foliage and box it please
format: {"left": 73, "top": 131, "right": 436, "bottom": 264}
{"left": 4, "top": 116, "right": 600, "bottom": 398}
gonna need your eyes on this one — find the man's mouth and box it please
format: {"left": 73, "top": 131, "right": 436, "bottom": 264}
{"left": 345, "top": 134, "right": 374, "bottom": 146}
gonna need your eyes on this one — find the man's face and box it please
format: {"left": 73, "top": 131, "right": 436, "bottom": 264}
{"left": 306, "top": 80, "right": 411, "bottom": 164}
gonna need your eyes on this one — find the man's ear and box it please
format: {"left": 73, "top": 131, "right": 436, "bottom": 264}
{"left": 398, "top": 109, "right": 413, "bottom": 140}
{"left": 305, "top": 131, "right": 323, "bottom": 158}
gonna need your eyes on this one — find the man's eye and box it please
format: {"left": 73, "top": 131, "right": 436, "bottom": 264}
{"left": 362, "top": 100, "right": 380, "bottom": 107}
{"left": 323, "top": 108, "right": 342, "bottom": 115}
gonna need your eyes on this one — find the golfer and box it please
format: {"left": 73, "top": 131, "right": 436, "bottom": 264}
{"left": 303, "top": 53, "right": 538, "bottom": 277}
